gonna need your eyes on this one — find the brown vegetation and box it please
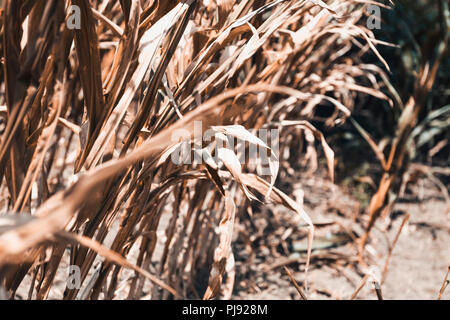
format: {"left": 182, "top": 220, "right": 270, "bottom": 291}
{"left": 0, "top": 0, "right": 447, "bottom": 300}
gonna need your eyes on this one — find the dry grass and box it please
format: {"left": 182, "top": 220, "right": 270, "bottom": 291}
{"left": 0, "top": 0, "right": 446, "bottom": 300}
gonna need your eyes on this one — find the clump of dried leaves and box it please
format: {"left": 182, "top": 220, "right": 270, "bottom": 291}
{"left": 0, "top": 0, "right": 426, "bottom": 300}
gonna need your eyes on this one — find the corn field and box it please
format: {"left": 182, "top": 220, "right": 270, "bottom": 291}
{"left": 0, "top": 0, "right": 448, "bottom": 300}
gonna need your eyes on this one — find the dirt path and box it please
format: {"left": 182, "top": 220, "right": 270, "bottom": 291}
{"left": 232, "top": 176, "right": 450, "bottom": 300}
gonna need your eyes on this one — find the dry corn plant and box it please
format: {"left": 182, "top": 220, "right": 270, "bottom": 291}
{"left": 356, "top": 0, "right": 449, "bottom": 262}
{"left": 0, "top": 0, "right": 390, "bottom": 299}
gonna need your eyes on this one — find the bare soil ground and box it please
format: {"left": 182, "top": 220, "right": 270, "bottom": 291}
{"left": 231, "top": 174, "right": 450, "bottom": 300}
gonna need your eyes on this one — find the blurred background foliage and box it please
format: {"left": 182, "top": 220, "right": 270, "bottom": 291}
{"left": 323, "top": 0, "right": 449, "bottom": 202}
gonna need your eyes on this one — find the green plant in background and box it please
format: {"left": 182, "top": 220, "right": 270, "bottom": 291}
{"left": 350, "top": 0, "right": 449, "bottom": 261}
